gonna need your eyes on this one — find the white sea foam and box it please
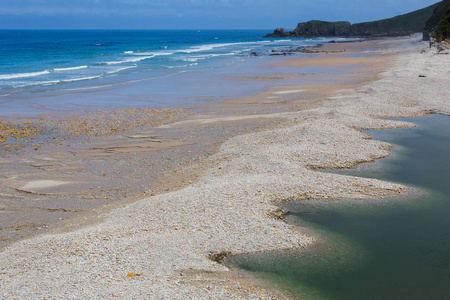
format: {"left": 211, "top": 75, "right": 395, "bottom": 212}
{"left": 151, "top": 52, "right": 175, "bottom": 57}
{"left": 130, "top": 42, "right": 261, "bottom": 58}
{"left": 182, "top": 58, "right": 201, "bottom": 62}
{"left": 123, "top": 51, "right": 134, "bottom": 54}
{"left": 36, "top": 75, "right": 102, "bottom": 86}
{"left": 182, "top": 55, "right": 212, "bottom": 62}
{"left": 40, "top": 80, "right": 64, "bottom": 86}
{"left": 131, "top": 51, "right": 174, "bottom": 57}
{"left": 185, "top": 41, "right": 275, "bottom": 53}
{"left": 182, "top": 52, "right": 236, "bottom": 62}
{"left": 53, "top": 65, "right": 88, "bottom": 72}
{"left": 59, "top": 75, "right": 102, "bottom": 83}
{"left": 181, "top": 43, "right": 232, "bottom": 53}
{"left": 107, "top": 65, "right": 137, "bottom": 74}
{"left": 166, "top": 63, "right": 198, "bottom": 69}
{"left": 126, "top": 41, "right": 265, "bottom": 61}
{"left": 0, "top": 70, "right": 50, "bottom": 80}
{"left": 99, "top": 56, "right": 154, "bottom": 65}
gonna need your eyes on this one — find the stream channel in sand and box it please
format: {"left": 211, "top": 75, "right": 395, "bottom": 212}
{"left": 227, "top": 114, "right": 450, "bottom": 299}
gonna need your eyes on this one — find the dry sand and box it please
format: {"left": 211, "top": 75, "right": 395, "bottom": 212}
{"left": 1, "top": 34, "right": 449, "bottom": 299}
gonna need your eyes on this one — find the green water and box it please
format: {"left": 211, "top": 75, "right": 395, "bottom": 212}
{"left": 227, "top": 114, "right": 450, "bottom": 299}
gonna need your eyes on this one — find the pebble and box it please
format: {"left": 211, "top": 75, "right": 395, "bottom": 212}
{"left": 0, "top": 35, "right": 448, "bottom": 299}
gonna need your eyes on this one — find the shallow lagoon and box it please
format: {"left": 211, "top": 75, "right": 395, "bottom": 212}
{"left": 227, "top": 114, "right": 450, "bottom": 299}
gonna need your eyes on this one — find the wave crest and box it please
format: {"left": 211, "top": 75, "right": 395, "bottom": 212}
{"left": 53, "top": 66, "right": 88, "bottom": 72}
{"left": 0, "top": 70, "right": 50, "bottom": 80}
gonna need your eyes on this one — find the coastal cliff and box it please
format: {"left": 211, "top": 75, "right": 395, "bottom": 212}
{"left": 423, "top": 0, "right": 450, "bottom": 42}
{"left": 265, "top": 2, "right": 439, "bottom": 38}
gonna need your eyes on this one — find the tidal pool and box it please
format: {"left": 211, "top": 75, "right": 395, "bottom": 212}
{"left": 227, "top": 114, "right": 450, "bottom": 299}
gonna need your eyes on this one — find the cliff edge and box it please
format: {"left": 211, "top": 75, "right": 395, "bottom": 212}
{"left": 423, "top": 0, "right": 450, "bottom": 42}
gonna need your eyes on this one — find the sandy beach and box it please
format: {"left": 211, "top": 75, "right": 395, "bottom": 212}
{"left": 1, "top": 34, "right": 449, "bottom": 298}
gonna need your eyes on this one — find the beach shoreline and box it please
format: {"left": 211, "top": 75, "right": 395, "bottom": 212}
{"left": 0, "top": 36, "right": 385, "bottom": 251}
{"left": 1, "top": 34, "right": 449, "bottom": 299}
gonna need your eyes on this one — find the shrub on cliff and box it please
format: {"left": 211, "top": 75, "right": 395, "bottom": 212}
{"left": 424, "top": 0, "right": 450, "bottom": 42}
{"left": 434, "top": 5, "right": 450, "bottom": 41}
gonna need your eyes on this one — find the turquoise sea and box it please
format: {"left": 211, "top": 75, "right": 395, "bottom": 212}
{"left": 0, "top": 30, "right": 351, "bottom": 117}
{"left": 228, "top": 114, "right": 450, "bottom": 299}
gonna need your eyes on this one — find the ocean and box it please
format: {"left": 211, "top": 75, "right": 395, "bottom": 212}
{"left": 0, "top": 30, "right": 350, "bottom": 117}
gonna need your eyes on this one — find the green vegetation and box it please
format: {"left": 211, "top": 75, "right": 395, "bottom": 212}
{"left": 266, "top": 1, "right": 442, "bottom": 38}
{"left": 307, "top": 20, "right": 350, "bottom": 27}
{"left": 351, "top": 2, "right": 439, "bottom": 35}
{"left": 425, "top": 0, "right": 450, "bottom": 41}
{"left": 435, "top": 8, "right": 450, "bottom": 41}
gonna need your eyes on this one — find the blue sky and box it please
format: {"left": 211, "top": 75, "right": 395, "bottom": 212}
{"left": 0, "top": 0, "right": 441, "bottom": 29}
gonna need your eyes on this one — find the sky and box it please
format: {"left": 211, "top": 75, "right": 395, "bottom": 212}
{"left": 0, "top": 0, "right": 441, "bottom": 30}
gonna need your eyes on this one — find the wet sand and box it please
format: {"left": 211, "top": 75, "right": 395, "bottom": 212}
{"left": 0, "top": 38, "right": 386, "bottom": 251}
{"left": 2, "top": 34, "right": 448, "bottom": 298}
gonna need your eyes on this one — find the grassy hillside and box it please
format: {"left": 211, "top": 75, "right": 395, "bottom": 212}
{"left": 266, "top": 1, "right": 441, "bottom": 38}
{"left": 351, "top": 2, "right": 439, "bottom": 35}
{"left": 306, "top": 20, "right": 350, "bottom": 27}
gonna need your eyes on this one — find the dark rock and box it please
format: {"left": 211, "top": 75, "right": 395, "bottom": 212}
{"left": 208, "top": 251, "right": 232, "bottom": 264}
{"left": 271, "top": 27, "right": 290, "bottom": 38}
